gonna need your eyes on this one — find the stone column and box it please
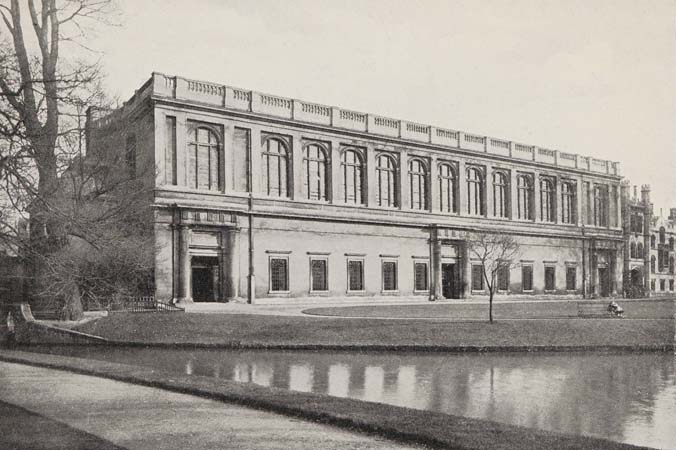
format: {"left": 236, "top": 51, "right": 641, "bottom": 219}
{"left": 430, "top": 227, "right": 442, "bottom": 301}
{"left": 486, "top": 164, "right": 494, "bottom": 217}
{"left": 175, "top": 112, "right": 188, "bottom": 187}
{"left": 510, "top": 169, "right": 518, "bottom": 220}
{"left": 291, "top": 133, "right": 303, "bottom": 200}
{"left": 429, "top": 155, "right": 438, "bottom": 213}
{"left": 458, "top": 160, "right": 468, "bottom": 215}
{"left": 461, "top": 240, "right": 470, "bottom": 299}
{"left": 399, "top": 149, "right": 409, "bottom": 209}
{"left": 576, "top": 178, "right": 584, "bottom": 226}
{"left": 554, "top": 175, "right": 561, "bottom": 224}
{"left": 533, "top": 171, "right": 541, "bottom": 222}
{"left": 222, "top": 228, "right": 240, "bottom": 300}
{"left": 366, "top": 144, "right": 377, "bottom": 207}
{"left": 589, "top": 245, "right": 598, "bottom": 298}
{"left": 250, "top": 127, "right": 262, "bottom": 195}
{"left": 615, "top": 186, "right": 622, "bottom": 229}
{"left": 177, "top": 225, "right": 192, "bottom": 304}
{"left": 330, "top": 140, "right": 342, "bottom": 203}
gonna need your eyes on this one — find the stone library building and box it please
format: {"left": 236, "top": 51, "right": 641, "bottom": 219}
{"left": 87, "top": 73, "right": 625, "bottom": 304}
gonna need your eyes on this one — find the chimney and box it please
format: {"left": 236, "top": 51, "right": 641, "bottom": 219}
{"left": 670, "top": 208, "right": 676, "bottom": 220}
{"left": 633, "top": 185, "right": 638, "bottom": 200}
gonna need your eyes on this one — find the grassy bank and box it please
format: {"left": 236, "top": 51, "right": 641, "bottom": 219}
{"left": 0, "top": 350, "right": 649, "bottom": 450}
{"left": 304, "top": 298, "right": 674, "bottom": 320}
{"left": 75, "top": 313, "right": 674, "bottom": 350}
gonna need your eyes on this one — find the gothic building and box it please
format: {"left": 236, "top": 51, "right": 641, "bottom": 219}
{"left": 622, "top": 184, "right": 676, "bottom": 297}
{"left": 87, "top": 73, "right": 624, "bottom": 304}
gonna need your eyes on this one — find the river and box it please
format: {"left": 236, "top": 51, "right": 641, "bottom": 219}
{"left": 25, "top": 346, "right": 676, "bottom": 449}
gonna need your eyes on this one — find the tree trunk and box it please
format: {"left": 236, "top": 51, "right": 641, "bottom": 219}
{"left": 489, "top": 290, "right": 494, "bottom": 323}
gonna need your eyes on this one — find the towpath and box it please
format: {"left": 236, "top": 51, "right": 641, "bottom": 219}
{"left": 0, "top": 361, "right": 422, "bottom": 450}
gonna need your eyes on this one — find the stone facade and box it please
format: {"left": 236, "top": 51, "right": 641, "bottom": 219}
{"left": 87, "top": 73, "right": 625, "bottom": 304}
{"left": 622, "top": 184, "right": 676, "bottom": 297}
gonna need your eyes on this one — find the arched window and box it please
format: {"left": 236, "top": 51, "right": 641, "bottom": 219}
{"left": 438, "top": 163, "right": 456, "bottom": 213}
{"left": 517, "top": 175, "right": 533, "bottom": 220}
{"left": 376, "top": 154, "right": 397, "bottom": 207}
{"left": 630, "top": 242, "right": 637, "bottom": 259}
{"left": 651, "top": 255, "right": 656, "bottom": 273}
{"left": 492, "top": 171, "right": 508, "bottom": 218}
{"left": 659, "top": 227, "right": 666, "bottom": 244}
{"left": 670, "top": 256, "right": 675, "bottom": 274}
{"left": 303, "top": 143, "right": 328, "bottom": 201}
{"left": 637, "top": 242, "right": 644, "bottom": 258}
{"left": 593, "top": 185, "right": 608, "bottom": 227}
{"left": 408, "top": 158, "right": 428, "bottom": 210}
{"left": 651, "top": 235, "right": 656, "bottom": 249}
{"left": 540, "top": 178, "right": 555, "bottom": 222}
{"left": 561, "top": 182, "right": 576, "bottom": 224}
{"left": 262, "top": 137, "right": 289, "bottom": 197}
{"left": 670, "top": 237, "right": 674, "bottom": 251}
{"left": 188, "top": 127, "right": 221, "bottom": 191}
{"left": 341, "top": 148, "right": 364, "bottom": 205}
{"left": 466, "top": 167, "right": 484, "bottom": 215}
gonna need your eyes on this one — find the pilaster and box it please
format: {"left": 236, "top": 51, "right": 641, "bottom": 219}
{"left": 458, "top": 160, "right": 468, "bottom": 215}
{"left": 330, "top": 140, "right": 342, "bottom": 203}
{"left": 175, "top": 111, "right": 188, "bottom": 187}
{"left": 291, "top": 133, "right": 303, "bottom": 200}
{"left": 430, "top": 227, "right": 442, "bottom": 301}
{"left": 221, "top": 228, "right": 240, "bottom": 300}
{"left": 177, "top": 225, "right": 192, "bottom": 304}
{"left": 399, "top": 149, "right": 409, "bottom": 209}
{"left": 533, "top": 171, "right": 541, "bottom": 222}
{"left": 429, "top": 155, "right": 438, "bottom": 213}
{"left": 486, "top": 163, "right": 494, "bottom": 217}
{"left": 366, "top": 144, "right": 377, "bottom": 207}
{"left": 249, "top": 127, "right": 262, "bottom": 194}
{"left": 509, "top": 169, "right": 518, "bottom": 220}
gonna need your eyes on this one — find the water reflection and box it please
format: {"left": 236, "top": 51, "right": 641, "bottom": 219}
{"left": 28, "top": 346, "right": 676, "bottom": 449}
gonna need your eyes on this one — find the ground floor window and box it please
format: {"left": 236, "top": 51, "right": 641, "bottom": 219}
{"left": 651, "top": 279, "right": 655, "bottom": 291}
{"left": 414, "top": 261, "right": 429, "bottom": 291}
{"left": 670, "top": 279, "right": 674, "bottom": 291}
{"left": 566, "top": 267, "right": 576, "bottom": 291}
{"left": 544, "top": 266, "right": 556, "bottom": 291}
{"left": 269, "top": 257, "right": 289, "bottom": 292}
{"left": 347, "top": 259, "right": 364, "bottom": 292}
{"left": 382, "top": 260, "right": 398, "bottom": 291}
{"left": 471, "top": 264, "right": 484, "bottom": 291}
{"left": 660, "top": 279, "right": 666, "bottom": 291}
{"left": 497, "top": 266, "right": 509, "bottom": 291}
{"left": 522, "top": 265, "right": 533, "bottom": 292}
{"left": 310, "top": 258, "right": 328, "bottom": 292}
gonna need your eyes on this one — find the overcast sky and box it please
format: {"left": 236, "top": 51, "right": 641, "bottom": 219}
{"left": 90, "top": 0, "right": 676, "bottom": 213}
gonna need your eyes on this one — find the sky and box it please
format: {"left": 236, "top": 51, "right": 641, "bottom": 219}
{"left": 84, "top": 0, "right": 676, "bottom": 213}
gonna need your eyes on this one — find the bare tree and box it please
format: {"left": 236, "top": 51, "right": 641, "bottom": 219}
{"left": 0, "top": 0, "right": 119, "bottom": 319}
{"left": 467, "top": 232, "right": 520, "bottom": 323}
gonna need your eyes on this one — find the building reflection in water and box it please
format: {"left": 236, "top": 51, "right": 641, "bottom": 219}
{"left": 289, "top": 364, "right": 314, "bottom": 392}
{"left": 40, "top": 346, "right": 675, "bottom": 450}
{"left": 327, "top": 364, "right": 350, "bottom": 398}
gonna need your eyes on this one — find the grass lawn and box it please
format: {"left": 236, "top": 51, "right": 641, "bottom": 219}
{"left": 304, "top": 298, "right": 675, "bottom": 319}
{"left": 75, "top": 312, "right": 675, "bottom": 349}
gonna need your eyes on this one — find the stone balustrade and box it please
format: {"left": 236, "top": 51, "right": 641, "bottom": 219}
{"left": 98, "top": 72, "right": 621, "bottom": 176}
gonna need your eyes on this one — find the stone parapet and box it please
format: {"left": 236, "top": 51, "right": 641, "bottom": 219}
{"left": 91, "top": 72, "right": 621, "bottom": 177}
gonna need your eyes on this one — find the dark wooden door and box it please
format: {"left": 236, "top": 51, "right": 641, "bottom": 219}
{"left": 598, "top": 267, "right": 610, "bottom": 297}
{"left": 442, "top": 263, "right": 456, "bottom": 299}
